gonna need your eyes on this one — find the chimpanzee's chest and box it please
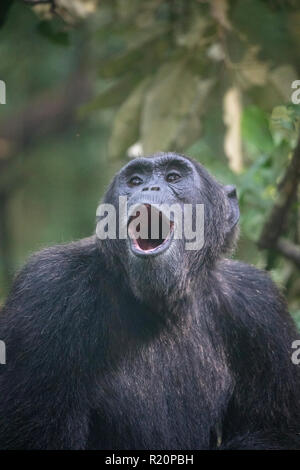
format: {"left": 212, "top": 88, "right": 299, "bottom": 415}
{"left": 86, "top": 340, "right": 230, "bottom": 450}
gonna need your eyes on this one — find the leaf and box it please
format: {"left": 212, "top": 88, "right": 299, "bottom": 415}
{"left": 176, "top": 16, "right": 210, "bottom": 48}
{"left": 242, "top": 106, "right": 274, "bottom": 154}
{"left": 288, "top": 10, "right": 300, "bottom": 48}
{"left": 174, "top": 78, "right": 215, "bottom": 150}
{"left": 79, "top": 74, "right": 142, "bottom": 115}
{"left": 236, "top": 46, "right": 269, "bottom": 88}
{"left": 98, "top": 32, "right": 170, "bottom": 79}
{"left": 108, "top": 77, "right": 151, "bottom": 160}
{"left": 232, "top": 0, "right": 293, "bottom": 62}
{"left": 36, "top": 21, "right": 70, "bottom": 46}
{"left": 34, "top": 0, "right": 98, "bottom": 24}
{"left": 269, "top": 65, "right": 298, "bottom": 102}
{"left": 56, "top": 0, "right": 98, "bottom": 20}
{"left": 211, "top": 0, "right": 232, "bottom": 31}
{"left": 270, "top": 105, "right": 299, "bottom": 146}
{"left": 140, "top": 61, "right": 214, "bottom": 154}
{"left": 0, "top": 0, "right": 13, "bottom": 28}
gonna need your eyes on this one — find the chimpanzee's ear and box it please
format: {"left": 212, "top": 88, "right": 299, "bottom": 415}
{"left": 224, "top": 185, "right": 239, "bottom": 231}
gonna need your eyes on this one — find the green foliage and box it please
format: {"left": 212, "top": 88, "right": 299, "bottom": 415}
{"left": 270, "top": 104, "right": 300, "bottom": 146}
{"left": 242, "top": 106, "right": 274, "bottom": 155}
{"left": 108, "top": 77, "right": 151, "bottom": 159}
{"left": 231, "top": 0, "right": 295, "bottom": 63}
{"left": 37, "top": 21, "right": 70, "bottom": 47}
{"left": 238, "top": 103, "right": 298, "bottom": 244}
{"left": 0, "top": 0, "right": 13, "bottom": 28}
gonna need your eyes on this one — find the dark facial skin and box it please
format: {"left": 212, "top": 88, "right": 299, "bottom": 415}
{"left": 119, "top": 154, "right": 199, "bottom": 205}
{"left": 120, "top": 155, "right": 199, "bottom": 257}
{"left": 101, "top": 152, "right": 239, "bottom": 301}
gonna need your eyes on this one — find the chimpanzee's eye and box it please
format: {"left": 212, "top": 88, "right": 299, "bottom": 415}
{"left": 166, "top": 172, "right": 181, "bottom": 183}
{"left": 128, "top": 176, "right": 143, "bottom": 187}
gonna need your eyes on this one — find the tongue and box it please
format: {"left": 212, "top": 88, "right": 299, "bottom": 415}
{"left": 136, "top": 237, "right": 165, "bottom": 252}
{"left": 128, "top": 204, "right": 172, "bottom": 252}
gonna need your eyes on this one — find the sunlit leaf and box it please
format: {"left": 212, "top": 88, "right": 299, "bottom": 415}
{"left": 242, "top": 106, "right": 274, "bottom": 154}
{"left": 270, "top": 105, "right": 299, "bottom": 146}
{"left": 141, "top": 61, "right": 214, "bottom": 154}
{"left": 236, "top": 46, "right": 269, "bottom": 88}
{"left": 108, "top": 77, "right": 151, "bottom": 159}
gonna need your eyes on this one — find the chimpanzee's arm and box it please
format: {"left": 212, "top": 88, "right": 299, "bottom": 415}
{"left": 217, "top": 260, "right": 300, "bottom": 449}
{"left": 0, "top": 240, "right": 102, "bottom": 449}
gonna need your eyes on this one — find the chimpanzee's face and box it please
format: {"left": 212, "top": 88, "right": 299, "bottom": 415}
{"left": 118, "top": 153, "right": 201, "bottom": 259}
{"left": 100, "top": 153, "right": 239, "bottom": 301}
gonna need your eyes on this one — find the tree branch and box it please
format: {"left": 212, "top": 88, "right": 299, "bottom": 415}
{"left": 258, "top": 139, "right": 300, "bottom": 250}
{"left": 23, "top": 0, "right": 53, "bottom": 4}
{"left": 276, "top": 238, "right": 300, "bottom": 269}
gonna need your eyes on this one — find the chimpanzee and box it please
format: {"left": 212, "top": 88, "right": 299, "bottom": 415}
{"left": 0, "top": 152, "right": 299, "bottom": 450}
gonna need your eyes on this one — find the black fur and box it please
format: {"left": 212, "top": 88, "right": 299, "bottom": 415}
{"left": 0, "top": 153, "right": 299, "bottom": 450}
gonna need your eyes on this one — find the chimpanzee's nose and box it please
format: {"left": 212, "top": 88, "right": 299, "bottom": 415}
{"left": 142, "top": 186, "right": 160, "bottom": 191}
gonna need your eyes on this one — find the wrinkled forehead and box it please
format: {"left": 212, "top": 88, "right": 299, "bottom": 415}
{"left": 119, "top": 154, "right": 195, "bottom": 176}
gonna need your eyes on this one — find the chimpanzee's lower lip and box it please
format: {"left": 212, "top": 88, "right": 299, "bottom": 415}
{"left": 129, "top": 224, "right": 174, "bottom": 257}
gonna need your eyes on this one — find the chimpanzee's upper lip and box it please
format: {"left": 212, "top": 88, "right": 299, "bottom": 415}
{"left": 127, "top": 204, "right": 174, "bottom": 257}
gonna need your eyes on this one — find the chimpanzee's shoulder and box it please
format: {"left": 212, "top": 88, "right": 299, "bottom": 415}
{"left": 215, "top": 258, "right": 292, "bottom": 323}
{"left": 4, "top": 236, "right": 106, "bottom": 306}
{"left": 19, "top": 236, "right": 100, "bottom": 278}
{"left": 218, "top": 258, "right": 275, "bottom": 285}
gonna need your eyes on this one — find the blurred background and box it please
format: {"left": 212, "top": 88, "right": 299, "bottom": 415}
{"left": 0, "top": 0, "right": 299, "bottom": 324}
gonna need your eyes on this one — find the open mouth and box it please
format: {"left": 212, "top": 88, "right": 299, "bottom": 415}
{"left": 127, "top": 204, "right": 174, "bottom": 256}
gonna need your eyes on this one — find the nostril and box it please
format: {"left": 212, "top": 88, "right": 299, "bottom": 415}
{"left": 151, "top": 187, "right": 160, "bottom": 191}
{"left": 142, "top": 187, "right": 149, "bottom": 191}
